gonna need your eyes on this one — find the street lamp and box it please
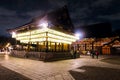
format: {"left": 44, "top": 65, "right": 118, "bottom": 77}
{"left": 12, "top": 32, "right": 16, "bottom": 38}
{"left": 74, "top": 31, "right": 84, "bottom": 51}
{"left": 75, "top": 32, "right": 83, "bottom": 40}
{"left": 40, "top": 23, "right": 48, "bottom": 28}
{"left": 38, "top": 21, "right": 48, "bottom": 29}
{"left": 75, "top": 33, "right": 80, "bottom": 40}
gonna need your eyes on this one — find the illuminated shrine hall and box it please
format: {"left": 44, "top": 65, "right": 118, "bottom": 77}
{"left": 10, "top": 25, "right": 78, "bottom": 52}
{"left": 8, "top": 6, "right": 78, "bottom": 53}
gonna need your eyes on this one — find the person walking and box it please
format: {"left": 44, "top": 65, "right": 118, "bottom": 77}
{"left": 95, "top": 51, "right": 99, "bottom": 59}
{"left": 70, "top": 50, "right": 74, "bottom": 59}
{"left": 91, "top": 50, "right": 95, "bottom": 59}
{"left": 76, "top": 49, "right": 80, "bottom": 58}
{"left": 73, "top": 50, "right": 77, "bottom": 59}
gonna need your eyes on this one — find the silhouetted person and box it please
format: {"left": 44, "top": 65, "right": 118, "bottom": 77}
{"left": 76, "top": 49, "right": 80, "bottom": 58}
{"left": 95, "top": 51, "right": 99, "bottom": 59}
{"left": 91, "top": 50, "right": 95, "bottom": 58}
{"left": 70, "top": 50, "right": 74, "bottom": 59}
{"left": 73, "top": 50, "right": 77, "bottom": 59}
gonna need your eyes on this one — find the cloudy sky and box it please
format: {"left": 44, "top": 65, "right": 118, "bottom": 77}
{"left": 0, "top": 0, "right": 120, "bottom": 36}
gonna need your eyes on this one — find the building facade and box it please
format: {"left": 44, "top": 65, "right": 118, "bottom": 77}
{"left": 10, "top": 25, "right": 78, "bottom": 52}
{"left": 8, "top": 6, "right": 78, "bottom": 53}
{"left": 7, "top": 6, "right": 79, "bottom": 61}
{"left": 73, "top": 36, "right": 120, "bottom": 55}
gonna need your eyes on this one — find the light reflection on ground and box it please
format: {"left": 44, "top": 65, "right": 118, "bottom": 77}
{"left": 0, "top": 54, "right": 120, "bottom": 80}
{"left": 4, "top": 54, "right": 9, "bottom": 60}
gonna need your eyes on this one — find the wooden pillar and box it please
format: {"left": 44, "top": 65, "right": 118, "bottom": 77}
{"left": 55, "top": 42, "right": 57, "bottom": 52}
{"left": 62, "top": 43, "right": 64, "bottom": 52}
{"left": 43, "top": 41, "right": 45, "bottom": 51}
{"left": 28, "top": 29, "right": 31, "bottom": 52}
{"left": 49, "top": 41, "right": 51, "bottom": 52}
{"left": 77, "top": 44, "right": 79, "bottom": 50}
{"left": 36, "top": 42, "right": 39, "bottom": 52}
{"left": 21, "top": 43, "right": 23, "bottom": 50}
{"left": 85, "top": 44, "right": 87, "bottom": 51}
{"left": 59, "top": 43, "right": 60, "bottom": 52}
{"left": 27, "top": 42, "right": 31, "bottom": 51}
{"left": 46, "top": 32, "right": 48, "bottom": 52}
{"left": 67, "top": 44, "right": 70, "bottom": 51}
{"left": 92, "top": 42, "right": 94, "bottom": 51}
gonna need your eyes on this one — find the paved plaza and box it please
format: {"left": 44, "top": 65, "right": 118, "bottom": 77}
{"left": 0, "top": 54, "right": 120, "bottom": 80}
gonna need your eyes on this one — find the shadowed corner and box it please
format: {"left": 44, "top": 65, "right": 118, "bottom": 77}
{"left": 69, "top": 66, "right": 120, "bottom": 80}
{"left": 101, "top": 56, "right": 120, "bottom": 65}
{"left": 0, "top": 65, "right": 31, "bottom": 80}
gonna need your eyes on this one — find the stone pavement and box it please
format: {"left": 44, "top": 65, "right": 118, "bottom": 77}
{"left": 0, "top": 54, "right": 120, "bottom": 80}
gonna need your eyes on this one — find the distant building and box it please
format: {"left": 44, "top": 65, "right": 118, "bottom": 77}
{"left": 73, "top": 23, "right": 118, "bottom": 55}
{"left": 73, "top": 36, "right": 120, "bottom": 55}
{"left": 103, "top": 37, "right": 120, "bottom": 55}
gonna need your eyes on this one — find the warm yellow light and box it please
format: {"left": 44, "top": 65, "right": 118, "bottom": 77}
{"left": 47, "top": 28, "right": 77, "bottom": 39}
{"left": 12, "top": 32, "right": 16, "bottom": 38}
{"left": 5, "top": 43, "right": 10, "bottom": 47}
{"left": 38, "top": 22, "right": 48, "bottom": 28}
{"left": 13, "top": 28, "right": 77, "bottom": 44}
{"left": 48, "top": 38, "right": 71, "bottom": 44}
{"left": 48, "top": 33, "right": 76, "bottom": 42}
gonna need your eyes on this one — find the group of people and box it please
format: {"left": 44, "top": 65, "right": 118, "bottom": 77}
{"left": 70, "top": 50, "right": 80, "bottom": 59}
{"left": 70, "top": 49, "right": 99, "bottom": 59}
{"left": 90, "top": 50, "right": 99, "bottom": 59}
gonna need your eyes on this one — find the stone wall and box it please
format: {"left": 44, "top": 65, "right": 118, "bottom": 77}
{"left": 10, "top": 50, "right": 75, "bottom": 61}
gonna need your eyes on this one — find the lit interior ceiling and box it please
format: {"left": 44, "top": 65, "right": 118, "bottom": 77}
{"left": 12, "top": 28, "right": 78, "bottom": 44}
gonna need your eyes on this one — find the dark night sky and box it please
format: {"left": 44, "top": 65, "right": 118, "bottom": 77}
{"left": 0, "top": 0, "right": 120, "bottom": 36}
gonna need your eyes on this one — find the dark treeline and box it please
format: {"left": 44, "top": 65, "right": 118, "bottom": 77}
{"left": 0, "top": 36, "right": 16, "bottom": 48}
